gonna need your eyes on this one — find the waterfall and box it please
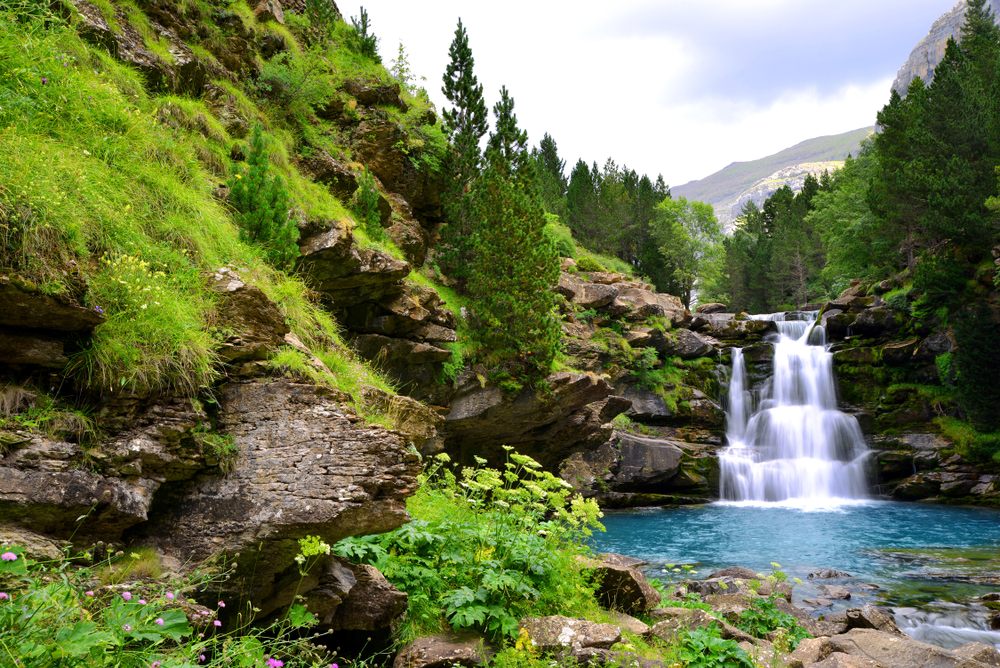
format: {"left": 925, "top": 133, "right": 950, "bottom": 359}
{"left": 719, "top": 311, "right": 872, "bottom": 505}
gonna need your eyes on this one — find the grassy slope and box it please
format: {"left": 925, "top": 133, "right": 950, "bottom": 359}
{"left": 672, "top": 126, "right": 874, "bottom": 207}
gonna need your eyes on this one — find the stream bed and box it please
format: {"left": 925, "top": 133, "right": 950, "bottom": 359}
{"left": 592, "top": 501, "right": 1000, "bottom": 649}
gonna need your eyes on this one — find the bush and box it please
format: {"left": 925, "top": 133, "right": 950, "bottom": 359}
{"left": 575, "top": 256, "right": 604, "bottom": 272}
{"left": 883, "top": 287, "right": 912, "bottom": 313}
{"left": 229, "top": 124, "right": 297, "bottom": 269}
{"left": 351, "top": 165, "right": 384, "bottom": 241}
{"left": 543, "top": 219, "right": 576, "bottom": 259}
{"left": 334, "top": 450, "right": 604, "bottom": 640}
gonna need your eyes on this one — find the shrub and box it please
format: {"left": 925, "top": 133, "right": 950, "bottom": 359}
{"left": 883, "top": 287, "right": 912, "bottom": 313}
{"left": 229, "top": 124, "right": 297, "bottom": 269}
{"left": 348, "top": 6, "right": 380, "bottom": 62}
{"left": 674, "top": 625, "right": 755, "bottom": 668}
{"left": 334, "top": 450, "right": 604, "bottom": 640}
{"left": 543, "top": 219, "right": 577, "bottom": 259}
{"left": 576, "top": 256, "right": 604, "bottom": 272}
{"left": 351, "top": 165, "right": 384, "bottom": 241}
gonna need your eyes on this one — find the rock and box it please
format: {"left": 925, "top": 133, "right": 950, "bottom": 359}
{"left": 605, "top": 611, "right": 650, "bottom": 636}
{"left": 394, "top": 633, "right": 493, "bottom": 668}
{"left": 852, "top": 308, "right": 903, "bottom": 337}
{"left": 322, "top": 562, "right": 407, "bottom": 631}
{"left": 0, "top": 525, "right": 68, "bottom": 561}
{"left": 589, "top": 272, "right": 623, "bottom": 285}
{"left": 442, "top": 372, "right": 614, "bottom": 471}
{"left": 617, "top": 385, "right": 674, "bottom": 423}
{"left": 299, "top": 151, "right": 360, "bottom": 202}
{"left": 0, "top": 275, "right": 105, "bottom": 331}
{"left": 561, "top": 258, "right": 577, "bottom": 271}
{"left": 819, "top": 585, "right": 852, "bottom": 600}
{"left": 577, "top": 553, "right": 662, "bottom": 613}
{"left": 844, "top": 605, "right": 907, "bottom": 638}
{"left": 827, "top": 628, "right": 989, "bottom": 668}
{"left": 881, "top": 338, "right": 920, "bottom": 365}
{"left": 892, "top": 475, "right": 942, "bottom": 500}
{"left": 913, "top": 331, "right": 953, "bottom": 361}
{"left": 817, "top": 621, "right": 850, "bottom": 636}
{"left": 205, "top": 268, "right": 290, "bottom": 362}
{"left": 0, "top": 328, "right": 68, "bottom": 368}
{"left": 953, "top": 642, "right": 1000, "bottom": 667}
{"left": 696, "top": 303, "right": 728, "bottom": 314}
{"left": 811, "top": 570, "right": 853, "bottom": 579}
{"left": 709, "top": 318, "right": 778, "bottom": 341}
{"left": 569, "top": 647, "right": 665, "bottom": 668}
{"left": 648, "top": 608, "right": 756, "bottom": 644}
{"left": 709, "top": 566, "right": 761, "bottom": 580}
{"left": 825, "top": 312, "right": 856, "bottom": 340}
{"left": 342, "top": 79, "right": 408, "bottom": 113}
{"left": 609, "top": 433, "right": 684, "bottom": 492}
{"left": 520, "top": 615, "right": 621, "bottom": 652}
{"left": 805, "top": 599, "right": 836, "bottom": 607}
{"left": 253, "top": 0, "right": 284, "bottom": 23}
{"left": 812, "top": 653, "right": 889, "bottom": 668}
{"left": 573, "top": 283, "right": 620, "bottom": 309}
{"left": 790, "top": 637, "right": 835, "bottom": 667}
{"left": 616, "top": 287, "right": 688, "bottom": 325}
{"left": 651, "top": 328, "right": 714, "bottom": 360}
{"left": 130, "top": 380, "right": 420, "bottom": 619}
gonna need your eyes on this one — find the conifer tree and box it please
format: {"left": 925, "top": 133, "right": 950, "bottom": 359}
{"left": 487, "top": 86, "right": 529, "bottom": 175}
{"left": 438, "top": 18, "right": 489, "bottom": 284}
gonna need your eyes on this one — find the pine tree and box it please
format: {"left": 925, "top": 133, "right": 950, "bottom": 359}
{"left": 531, "top": 133, "right": 569, "bottom": 217}
{"left": 437, "top": 18, "right": 489, "bottom": 285}
{"left": 486, "top": 86, "right": 529, "bottom": 175}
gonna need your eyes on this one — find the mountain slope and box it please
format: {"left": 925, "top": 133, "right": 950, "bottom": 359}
{"left": 672, "top": 127, "right": 873, "bottom": 224}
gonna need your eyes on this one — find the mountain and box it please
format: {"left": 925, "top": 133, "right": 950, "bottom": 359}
{"left": 892, "top": 0, "right": 1000, "bottom": 96}
{"left": 671, "top": 126, "right": 873, "bottom": 229}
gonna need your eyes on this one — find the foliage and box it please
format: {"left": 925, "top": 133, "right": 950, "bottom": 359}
{"left": 732, "top": 596, "right": 811, "bottom": 649}
{"left": 531, "top": 133, "right": 569, "bottom": 218}
{"left": 303, "top": 0, "right": 341, "bottom": 39}
{"left": 229, "top": 124, "right": 297, "bottom": 269}
{"left": 575, "top": 256, "right": 604, "bottom": 272}
{"left": 351, "top": 165, "right": 384, "bottom": 241}
{"left": 348, "top": 6, "right": 380, "bottom": 62}
{"left": 0, "top": 540, "right": 332, "bottom": 667}
{"left": 883, "top": 287, "right": 912, "bottom": 313}
{"left": 650, "top": 197, "right": 723, "bottom": 309}
{"left": 935, "top": 416, "right": 1000, "bottom": 464}
{"left": 543, "top": 217, "right": 576, "bottom": 258}
{"left": 673, "top": 625, "right": 755, "bottom": 668}
{"left": 334, "top": 451, "right": 604, "bottom": 640}
{"left": 953, "top": 305, "right": 1000, "bottom": 432}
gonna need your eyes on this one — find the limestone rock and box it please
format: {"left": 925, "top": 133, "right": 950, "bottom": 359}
{"left": 820, "top": 585, "right": 852, "bottom": 600}
{"left": 953, "top": 642, "right": 1000, "bottom": 667}
{"left": 650, "top": 328, "right": 714, "bottom": 360}
{"left": 205, "top": 268, "right": 290, "bottom": 362}
{"left": 569, "top": 648, "right": 665, "bottom": 668}
{"left": 342, "top": 79, "right": 408, "bottom": 112}
{"left": 394, "top": 633, "right": 493, "bottom": 668}
{"left": 573, "top": 283, "right": 620, "bottom": 309}
{"left": 892, "top": 475, "right": 941, "bottom": 500}
{"left": 881, "top": 338, "right": 920, "bottom": 365}
{"left": 253, "top": 0, "right": 284, "bottom": 23}
{"left": 844, "top": 605, "right": 907, "bottom": 638}
{"left": 605, "top": 611, "right": 650, "bottom": 636}
{"left": 790, "top": 637, "right": 835, "bottom": 667}
{"left": 0, "top": 524, "right": 70, "bottom": 561}
{"left": 520, "top": 615, "right": 621, "bottom": 652}
{"left": 851, "top": 308, "right": 903, "bottom": 337}
{"left": 131, "top": 380, "right": 421, "bottom": 618}
{"left": 827, "top": 628, "right": 988, "bottom": 668}
{"left": 616, "top": 287, "right": 687, "bottom": 325}
{"left": 0, "top": 275, "right": 105, "bottom": 331}
{"left": 577, "top": 553, "right": 662, "bottom": 613}
{"left": 696, "top": 303, "right": 727, "bottom": 314}
{"left": 323, "top": 562, "right": 407, "bottom": 631}
{"left": 812, "top": 653, "right": 889, "bottom": 668}
{"left": 608, "top": 433, "right": 683, "bottom": 492}
{"left": 299, "top": 151, "right": 360, "bottom": 202}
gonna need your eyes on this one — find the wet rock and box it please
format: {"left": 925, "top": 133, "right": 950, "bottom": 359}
{"left": 394, "top": 633, "right": 493, "bottom": 668}
{"left": 577, "top": 553, "right": 662, "bottom": 613}
{"left": 709, "top": 318, "right": 778, "bottom": 341}
{"left": 852, "top": 308, "right": 904, "bottom": 337}
{"left": 820, "top": 585, "right": 853, "bottom": 600}
{"left": 520, "top": 615, "right": 621, "bottom": 652}
{"left": 892, "top": 475, "right": 942, "bottom": 500}
{"left": 709, "top": 566, "right": 761, "bottom": 579}
{"left": 648, "top": 608, "right": 756, "bottom": 644}
{"left": 806, "top": 598, "right": 836, "bottom": 608}
{"left": 811, "top": 570, "right": 853, "bottom": 579}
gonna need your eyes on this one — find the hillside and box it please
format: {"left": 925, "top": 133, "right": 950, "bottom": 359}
{"left": 672, "top": 126, "right": 873, "bottom": 226}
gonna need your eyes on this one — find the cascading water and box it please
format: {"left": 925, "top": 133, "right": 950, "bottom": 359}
{"left": 719, "top": 311, "right": 872, "bottom": 505}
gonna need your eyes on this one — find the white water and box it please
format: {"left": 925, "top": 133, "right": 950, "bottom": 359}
{"left": 719, "top": 311, "right": 873, "bottom": 505}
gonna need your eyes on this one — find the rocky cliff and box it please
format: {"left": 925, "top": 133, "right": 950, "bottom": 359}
{"left": 727, "top": 161, "right": 844, "bottom": 227}
{"left": 891, "top": 0, "right": 1000, "bottom": 96}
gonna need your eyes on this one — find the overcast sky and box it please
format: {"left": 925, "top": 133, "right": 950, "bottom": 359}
{"left": 363, "top": 0, "right": 954, "bottom": 188}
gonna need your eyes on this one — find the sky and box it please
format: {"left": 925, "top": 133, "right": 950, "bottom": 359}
{"left": 362, "top": 0, "right": 955, "bottom": 188}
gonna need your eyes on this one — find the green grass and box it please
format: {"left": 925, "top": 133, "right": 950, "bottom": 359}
{"left": 935, "top": 416, "right": 1000, "bottom": 464}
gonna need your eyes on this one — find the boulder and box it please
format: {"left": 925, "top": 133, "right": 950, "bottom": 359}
{"left": 810, "top": 569, "right": 853, "bottom": 579}
{"left": 827, "top": 628, "right": 989, "bottom": 668}
{"left": 610, "top": 433, "right": 684, "bottom": 492}
{"left": 322, "top": 562, "right": 407, "bottom": 631}
{"left": 851, "top": 308, "right": 903, "bottom": 337}
{"left": 696, "top": 303, "right": 728, "bottom": 314}
{"left": 573, "top": 283, "right": 620, "bottom": 309}
{"left": 617, "top": 385, "right": 674, "bottom": 423}
{"left": 341, "top": 79, "right": 408, "bottom": 112}
{"left": 820, "top": 585, "right": 852, "bottom": 600}
{"left": 569, "top": 648, "right": 665, "bottom": 668}
{"left": 253, "top": 0, "right": 285, "bottom": 23}
{"left": 205, "top": 268, "right": 290, "bottom": 362}
{"left": 813, "top": 653, "right": 889, "bottom": 668}
{"left": 953, "top": 643, "right": 1000, "bottom": 667}
{"left": 891, "top": 475, "right": 941, "bottom": 501}
{"left": 648, "top": 608, "right": 756, "bottom": 644}
{"left": 297, "top": 224, "right": 410, "bottom": 305}
{"left": 650, "top": 328, "right": 714, "bottom": 360}
{"left": 616, "top": 287, "right": 688, "bottom": 325}
{"left": 709, "top": 318, "right": 778, "bottom": 341}
{"left": 881, "top": 338, "right": 920, "bottom": 365}
{"left": 709, "top": 566, "right": 761, "bottom": 579}
{"left": 844, "top": 605, "right": 907, "bottom": 638}
{"left": 605, "top": 611, "right": 650, "bottom": 636}
{"left": 0, "top": 275, "right": 105, "bottom": 331}
{"left": 913, "top": 332, "right": 953, "bottom": 362}
{"left": 577, "top": 553, "right": 662, "bottom": 613}
{"left": 520, "top": 615, "right": 621, "bottom": 652}
{"left": 790, "top": 637, "right": 836, "bottom": 667}
{"left": 394, "top": 633, "right": 493, "bottom": 668}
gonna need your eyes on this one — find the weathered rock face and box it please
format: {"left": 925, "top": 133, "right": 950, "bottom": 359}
{"left": 394, "top": 633, "right": 494, "bottom": 668}
{"left": 648, "top": 607, "right": 756, "bottom": 645}
{"left": 206, "top": 268, "right": 290, "bottom": 362}
{"left": 520, "top": 615, "right": 622, "bottom": 652}
{"left": 130, "top": 380, "right": 421, "bottom": 616}
{"left": 442, "top": 372, "right": 623, "bottom": 470}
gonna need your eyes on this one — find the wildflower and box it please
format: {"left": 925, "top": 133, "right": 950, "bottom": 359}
{"left": 41, "top": 78, "right": 46, "bottom": 84}
{"left": 138, "top": 599, "right": 147, "bottom": 605}
{"left": 199, "top": 655, "right": 205, "bottom": 663}
{"left": 267, "top": 659, "right": 284, "bottom": 667}
{"left": 85, "top": 591, "right": 94, "bottom": 596}
{"left": 0, "top": 593, "right": 8, "bottom": 600}
{"left": 218, "top": 600, "right": 225, "bottom": 607}
{"left": 123, "top": 624, "right": 132, "bottom": 631}
{"left": 214, "top": 620, "right": 222, "bottom": 627}
{"left": 1, "top": 552, "right": 16, "bottom": 561}
{"left": 198, "top": 633, "right": 204, "bottom": 638}
{"left": 152, "top": 662, "right": 162, "bottom": 667}
{"left": 155, "top": 618, "right": 164, "bottom": 626}
{"left": 165, "top": 592, "right": 174, "bottom": 599}
{"left": 122, "top": 592, "right": 132, "bottom": 601}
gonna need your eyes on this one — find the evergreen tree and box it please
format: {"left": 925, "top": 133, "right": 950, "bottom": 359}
{"left": 531, "top": 133, "right": 568, "bottom": 217}
{"left": 486, "top": 86, "right": 529, "bottom": 175}
{"left": 438, "top": 18, "right": 489, "bottom": 284}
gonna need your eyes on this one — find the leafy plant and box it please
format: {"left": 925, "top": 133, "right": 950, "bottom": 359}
{"left": 575, "top": 256, "right": 604, "bottom": 272}
{"left": 334, "top": 450, "right": 604, "bottom": 640}
{"left": 732, "top": 595, "right": 811, "bottom": 649}
{"left": 351, "top": 165, "right": 384, "bottom": 241}
{"left": 674, "top": 625, "right": 755, "bottom": 668}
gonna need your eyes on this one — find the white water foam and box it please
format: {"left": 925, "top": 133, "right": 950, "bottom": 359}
{"left": 719, "top": 311, "right": 873, "bottom": 506}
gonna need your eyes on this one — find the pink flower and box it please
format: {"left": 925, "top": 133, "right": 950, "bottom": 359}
{"left": 217, "top": 600, "right": 225, "bottom": 608}
{"left": 165, "top": 592, "right": 174, "bottom": 600}
{"left": 155, "top": 618, "right": 164, "bottom": 626}
{"left": 199, "top": 655, "right": 205, "bottom": 663}
{"left": 0, "top": 552, "right": 16, "bottom": 561}
{"left": 331, "top": 664, "right": 339, "bottom": 668}
{"left": 266, "top": 659, "right": 284, "bottom": 668}
{"left": 122, "top": 592, "right": 132, "bottom": 601}
{"left": 85, "top": 591, "right": 94, "bottom": 596}
{"left": 0, "top": 593, "right": 8, "bottom": 601}
{"left": 122, "top": 624, "right": 132, "bottom": 632}
{"left": 198, "top": 633, "right": 204, "bottom": 638}
{"left": 138, "top": 599, "right": 147, "bottom": 605}
{"left": 152, "top": 663, "right": 161, "bottom": 668}
{"left": 213, "top": 620, "right": 221, "bottom": 627}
